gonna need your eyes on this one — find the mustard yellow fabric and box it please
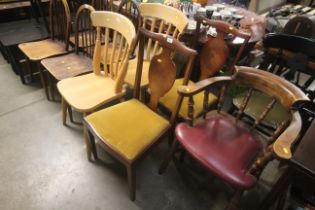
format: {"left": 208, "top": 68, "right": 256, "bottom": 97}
{"left": 233, "top": 90, "right": 291, "bottom": 128}
{"left": 85, "top": 99, "right": 170, "bottom": 161}
{"left": 159, "top": 78, "right": 218, "bottom": 118}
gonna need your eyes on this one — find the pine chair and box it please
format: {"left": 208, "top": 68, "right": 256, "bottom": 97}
{"left": 233, "top": 33, "right": 315, "bottom": 131}
{"left": 83, "top": 28, "right": 197, "bottom": 201}
{"left": 160, "top": 66, "right": 309, "bottom": 210}
{"left": 41, "top": 4, "right": 95, "bottom": 103}
{"left": 18, "top": 0, "right": 71, "bottom": 100}
{"left": 57, "top": 11, "right": 136, "bottom": 125}
{"left": 124, "top": 3, "right": 188, "bottom": 88}
{"left": 159, "top": 15, "right": 251, "bottom": 121}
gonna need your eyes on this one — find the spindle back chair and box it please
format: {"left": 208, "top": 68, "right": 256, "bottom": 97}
{"left": 91, "top": 0, "right": 112, "bottom": 10}
{"left": 160, "top": 66, "right": 309, "bottom": 210}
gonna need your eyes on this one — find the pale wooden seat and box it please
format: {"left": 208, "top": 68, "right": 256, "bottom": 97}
{"left": 124, "top": 3, "right": 188, "bottom": 88}
{"left": 57, "top": 11, "right": 136, "bottom": 124}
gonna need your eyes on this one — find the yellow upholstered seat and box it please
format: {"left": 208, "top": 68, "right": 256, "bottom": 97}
{"left": 159, "top": 78, "right": 218, "bottom": 118}
{"left": 85, "top": 99, "right": 170, "bottom": 160}
{"left": 124, "top": 59, "right": 150, "bottom": 87}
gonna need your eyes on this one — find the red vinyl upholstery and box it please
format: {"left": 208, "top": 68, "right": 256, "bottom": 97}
{"left": 175, "top": 115, "right": 263, "bottom": 189}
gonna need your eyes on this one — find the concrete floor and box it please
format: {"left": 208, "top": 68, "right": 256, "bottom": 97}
{"left": 0, "top": 53, "right": 282, "bottom": 210}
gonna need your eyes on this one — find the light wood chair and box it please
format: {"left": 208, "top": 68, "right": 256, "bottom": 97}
{"left": 18, "top": 0, "right": 71, "bottom": 100}
{"left": 57, "top": 11, "right": 136, "bottom": 125}
{"left": 124, "top": 3, "right": 188, "bottom": 88}
{"left": 83, "top": 27, "right": 197, "bottom": 201}
{"left": 41, "top": 4, "right": 95, "bottom": 103}
{"left": 159, "top": 15, "right": 251, "bottom": 120}
{"left": 160, "top": 66, "right": 309, "bottom": 210}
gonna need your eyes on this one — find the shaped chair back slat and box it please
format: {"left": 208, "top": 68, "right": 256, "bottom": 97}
{"left": 49, "top": 0, "right": 71, "bottom": 50}
{"left": 91, "top": 11, "right": 136, "bottom": 92}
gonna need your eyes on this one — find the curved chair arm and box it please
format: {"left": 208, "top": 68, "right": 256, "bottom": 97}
{"left": 273, "top": 111, "right": 302, "bottom": 159}
{"left": 177, "top": 76, "right": 232, "bottom": 97}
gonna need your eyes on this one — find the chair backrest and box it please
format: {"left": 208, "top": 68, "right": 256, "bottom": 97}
{"left": 194, "top": 15, "right": 251, "bottom": 80}
{"left": 91, "top": 11, "right": 136, "bottom": 93}
{"left": 74, "top": 4, "right": 96, "bottom": 57}
{"left": 178, "top": 66, "right": 309, "bottom": 159}
{"left": 134, "top": 28, "right": 197, "bottom": 119}
{"left": 49, "top": 0, "right": 71, "bottom": 50}
{"left": 138, "top": 3, "right": 188, "bottom": 61}
{"left": 117, "top": 0, "right": 141, "bottom": 54}
{"left": 282, "top": 15, "right": 315, "bottom": 39}
{"left": 91, "top": 0, "right": 112, "bottom": 10}
{"left": 261, "top": 33, "right": 315, "bottom": 100}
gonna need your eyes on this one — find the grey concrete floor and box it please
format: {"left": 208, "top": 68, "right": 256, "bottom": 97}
{"left": 0, "top": 53, "right": 281, "bottom": 210}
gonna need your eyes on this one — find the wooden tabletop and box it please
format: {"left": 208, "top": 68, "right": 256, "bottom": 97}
{"left": 291, "top": 119, "right": 315, "bottom": 176}
{"left": 0, "top": 18, "right": 48, "bottom": 46}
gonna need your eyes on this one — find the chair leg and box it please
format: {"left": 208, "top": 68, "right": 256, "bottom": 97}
{"left": 24, "top": 58, "right": 33, "bottom": 83}
{"left": 224, "top": 190, "right": 244, "bottom": 210}
{"left": 48, "top": 74, "right": 55, "bottom": 101}
{"left": 61, "top": 97, "right": 68, "bottom": 125}
{"left": 67, "top": 105, "right": 74, "bottom": 123}
{"left": 37, "top": 62, "right": 50, "bottom": 100}
{"left": 127, "top": 164, "right": 136, "bottom": 201}
{"left": 159, "top": 139, "right": 179, "bottom": 174}
{"left": 83, "top": 123, "right": 93, "bottom": 161}
{"left": 88, "top": 131, "right": 98, "bottom": 161}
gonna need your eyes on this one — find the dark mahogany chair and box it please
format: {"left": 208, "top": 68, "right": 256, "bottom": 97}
{"left": 83, "top": 28, "right": 196, "bottom": 201}
{"left": 160, "top": 66, "right": 309, "bottom": 210}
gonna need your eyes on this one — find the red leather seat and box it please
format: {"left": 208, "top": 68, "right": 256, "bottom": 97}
{"left": 175, "top": 114, "right": 263, "bottom": 189}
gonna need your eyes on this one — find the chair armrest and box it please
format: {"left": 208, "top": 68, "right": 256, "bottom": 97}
{"left": 273, "top": 111, "right": 302, "bottom": 160}
{"left": 177, "top": 76, "right": 233, "bottom": 97}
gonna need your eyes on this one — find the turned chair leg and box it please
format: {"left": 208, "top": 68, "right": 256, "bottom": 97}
{"left": 127, "top": 164, "right": 136, "bottom": 201}
{"left": 159, "top": 139, "right": 179, "bottom": 174}
{"left": 61, "top": 97, "right": 68, "bottom": 125}
{"left": 37, "top": 62, "right": 50, "bottom": 100}
{"left": 225, "top": 189, "right": 244, "bottom": 210}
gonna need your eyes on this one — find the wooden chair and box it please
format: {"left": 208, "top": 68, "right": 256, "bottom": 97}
{"left": 40, "top": 4, "right": 95, "bottom": 103}
{"left": 18, "top": 0, "right": 71, "bottom": 100}
{"left": 83, "top": 28, "right": 197, "bottom": 201}
{"left": 124, "top": 3, "right": 188, "bottom": 88}
{"left": 159, "top": 66, "right": 309, "bottom": 210}
{"left": 57, "top": 11, "right": 136, "bottom": 125}
{"left": 91, "top": 0, "right": 112, "bottom": 10}
{"left": 159, "top": 15, "right": 251, "bottom": 121}
{"left": 234, "top": 33, "right": 315, "bottom": 131}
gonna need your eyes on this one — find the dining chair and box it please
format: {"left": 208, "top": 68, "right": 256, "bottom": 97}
{"left": 41, "top": 4, "right": 95, "bottom": 105}
{"left": 160, "top": 66, "right": 309, "bottom": 210}
{"left": 233, "top": 33, "right": 315, "bottom": 131}
{"left": 83, "top": 28, "right": 197, "bottom": 201}
{"left": 159, "top": 15, "right": 251, "bottom": 121}
{"left": 57, "top": 11, "right": 136, "bottom": 125}
{"left": 91, "top": 0, "right": 112, "bottom": 10}
{"left": 18, "top": 0, "right": 71, "bottom": 100}
{"left": 123, "top": 3, "right": 188, "bottom": 88}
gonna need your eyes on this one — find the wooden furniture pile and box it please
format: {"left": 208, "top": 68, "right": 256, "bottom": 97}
{"left": 1, "top": 0, "right": 315, "bottom": 209}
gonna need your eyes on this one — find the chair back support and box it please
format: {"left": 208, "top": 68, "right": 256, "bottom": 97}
{"left": 135, "top": 28, "right": 197, "bottom": 116}
{"left": 91, "top": 11, "right": 136, "bottom": 93}
{"left": 49, "top": 0, "right": 71, "bottom": 50}
{"left": 261, "top": 33, "right": 315, "bottom": 100}
{"left": 194, "top": 15, "right": 251, "bottom": 79}
{"left": 178, "top": 66, "right": 309, "bottom": 159}
{"left": 74, "top": 4, "right": 96, "bottom": 57}
{"left": 138, "top": 3, "right": 188, "bottom": 61}
{"left": 282, "top": 16, "right": 315, "bottom": 38}
{"left": 91, "top": 0, "right": 112, "bottom": 10}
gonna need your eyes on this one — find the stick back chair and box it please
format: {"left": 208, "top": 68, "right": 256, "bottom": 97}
{"left": 91, "top": 0, "right": 112, "bottom": 10}
{"left": 234, "top": 33, "right": 315, "bottom": 131}
{"left": 57, "top": 11, "right": 136, "bottom": 126}
{"left": 18, "top": 0, "right": 71, "bottom": 100}
{"left": 83, "top": 27, "right": 197, "bottom": 201}
{"left": 160, "top": 66, "right": 309, "bottom": 210}
{"left": 124, "top": 3, "right": 188, "bottom": 88}
{"left": 41, "top": 4, "right": 95, "bottom": 103}
{"left": 159, "top": 15, "right": 251, "bottom": 121}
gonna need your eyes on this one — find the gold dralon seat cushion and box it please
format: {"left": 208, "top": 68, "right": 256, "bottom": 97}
{"left": 85, "top": 99, "right": 170, "bottom": 160}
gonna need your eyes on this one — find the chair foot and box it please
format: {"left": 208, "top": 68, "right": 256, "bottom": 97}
{"left": 127, "top": 164, "right": 136, "bottom": 201}
{"left": 159, "top": 140, "right": 179, "bottom": 174}
{"left": 224, "top": 190, "right": 244, "bottom": 210}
